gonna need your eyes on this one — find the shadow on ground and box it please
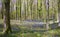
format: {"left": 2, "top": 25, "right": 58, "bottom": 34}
{"left": 0, "top": 24, "right": 21, "bottom": 37}
{"left": 0, "top": 33, "right": 17, "bottom": 37}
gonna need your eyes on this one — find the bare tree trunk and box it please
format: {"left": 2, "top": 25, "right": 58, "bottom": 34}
{"left": 45, "top": 0, "right": 49, "bottom": 30}
{"left": 58, "top": 0, "right": 60, "bottom": 26}
{"left": 3, "top": 0, "right": 12, "bottom": 34}
{"left": 1, "top": 3, "right": 4, "bottom": 19}
{"left": 16, "top": 3, "right": 18, "bottom": 20}
{"left": 30, "top": 0, "right": 33, "bottom": 20}
{"left": 58, "top": 0, "right": 60, "bottom": 13}
{"left": 20, "top": 0, "right": 21, "bottom": 20}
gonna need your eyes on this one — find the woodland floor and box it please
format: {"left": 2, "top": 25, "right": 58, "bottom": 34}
{"left": 0, "top": 20, "right": 60, "bottom": 37}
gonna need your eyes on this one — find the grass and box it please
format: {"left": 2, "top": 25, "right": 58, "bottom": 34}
{"left": 0, "top": 19, "right": 3, "bottom": 24}
{"left": 0, "top": 25, "right": 60, "bottom": 37}
{"left": 47, "top": 27, "right": 60, "bottom": 35}
{"left": 0, "top": 20, "right": 60, "bottom": 37}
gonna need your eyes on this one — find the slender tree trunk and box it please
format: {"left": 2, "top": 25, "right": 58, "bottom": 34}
{"left": 24, "top": 0, "right": 27, "bottom": 20}
{"left": 20, "top": 0, "right": 21, "bottom": 20}
{"left": 58, "top": 0, "right": 60, "bottom": 13}
{"left": 30, "top": 0, "right": 33, "bottom": 20}
{"left": 3, "top": 0, "right": 12, "bottom": 34}
{"left": 58, "top": 0, "right": 60, "bottom": 26}
{"left": 1, "top": 3, "right": 4, "bottom": 19}
{"left": 16, "top": 3, "right": 18, "bottom": 20}
{"left": 45, "top": 0, "right": 49, "bottom": 30}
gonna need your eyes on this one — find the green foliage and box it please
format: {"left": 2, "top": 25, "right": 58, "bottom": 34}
{"left": 0, "top": 0, "right": 59, "bottom": 37}
{"left": 8, "top": 0, "right": 58, "bottom": 22}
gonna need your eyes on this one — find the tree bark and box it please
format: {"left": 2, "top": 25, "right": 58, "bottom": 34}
{"left": 3, "top": 0, "right": 12, "bottom": 34}
{"left": 45, "top": 0, "right": 49, "bottom": 30}
{"left": 1, "top": 4, "right": 3, "bottom": 19}
{"left": 58, "top": 0, "right": 60, "bottom": 26}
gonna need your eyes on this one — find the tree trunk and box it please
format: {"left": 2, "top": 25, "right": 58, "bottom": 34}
{"left": 3, "top": 0, "right": 12, "bottom": 34}
{"left": 45, "top": 0, "right": 49, "bottom": 30}
{"left": 1, "top": 3, "right": 4, "bottom": 19}
{"left": 58, "top": 0, "right": 60, "bottom": 26}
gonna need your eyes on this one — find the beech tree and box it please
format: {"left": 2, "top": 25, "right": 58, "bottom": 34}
{"left": 45, "top": 0, "right": 49, "bottom": 30}
{"left": 3, "top": 0, "right": 12, "bottom": 34}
